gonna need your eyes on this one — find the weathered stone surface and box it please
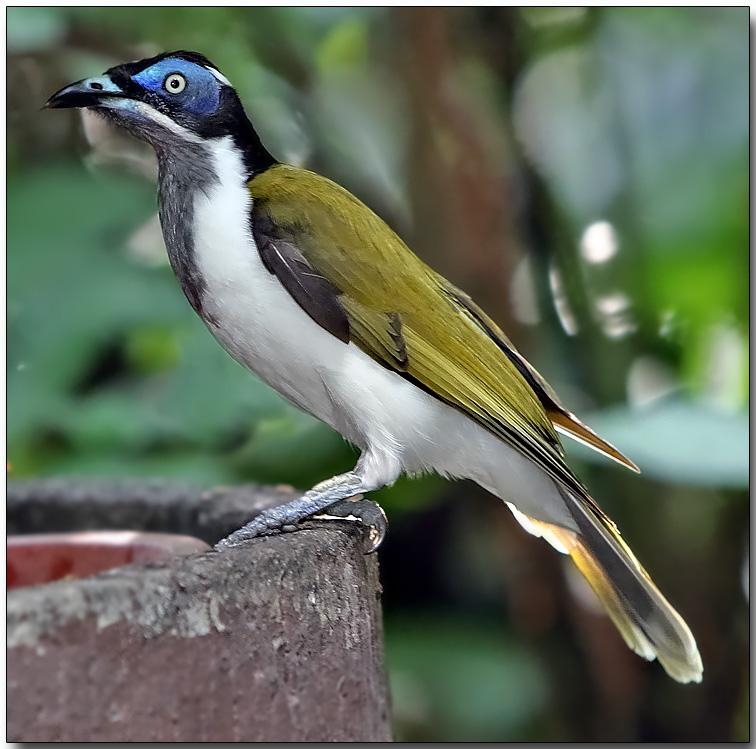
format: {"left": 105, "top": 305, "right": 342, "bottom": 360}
{"left": 7, "top": 479, "right": 392, "bottom": 742}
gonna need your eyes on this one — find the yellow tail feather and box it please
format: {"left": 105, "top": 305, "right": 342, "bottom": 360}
{"left": 506, "top": 497, "right": 703, "bottom": 683}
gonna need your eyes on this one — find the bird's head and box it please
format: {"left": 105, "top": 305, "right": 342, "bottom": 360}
{"left": 47, "top": 50, "right": 272, "bottom": 170}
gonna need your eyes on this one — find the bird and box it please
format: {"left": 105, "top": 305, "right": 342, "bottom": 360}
{"left": 47, "top": 50, "right": 702, "bottom": 683}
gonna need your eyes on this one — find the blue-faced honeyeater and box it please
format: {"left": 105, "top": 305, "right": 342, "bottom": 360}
{"left": 47, "top": 51, "right": 702, "bottom": 683}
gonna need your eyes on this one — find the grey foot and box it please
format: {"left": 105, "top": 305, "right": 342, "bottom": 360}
{"left": 215, "top": 472, "right": 387, "bottom": 552}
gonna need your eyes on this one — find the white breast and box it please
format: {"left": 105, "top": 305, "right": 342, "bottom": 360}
{"left": 187, "top": 138, "right": 571, "bottom": 526}
{"left": 190, "top": 139, "right": 345, "bottom": 422}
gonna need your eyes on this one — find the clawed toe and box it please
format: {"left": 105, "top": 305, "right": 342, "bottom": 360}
{"left": 311, "top": 499, "right": 388, "bottom": 553}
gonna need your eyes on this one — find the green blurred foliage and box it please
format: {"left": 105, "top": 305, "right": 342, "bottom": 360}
{"left": 385, "top": 615, "right": 548, "bottom": 741}
{"left": 7, "top": 7, "right": 749, "bottom": 742}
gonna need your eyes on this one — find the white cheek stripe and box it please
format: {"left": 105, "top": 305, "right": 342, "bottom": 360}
{"left": 133, "top": 101, "right": 208, "bottom": 145}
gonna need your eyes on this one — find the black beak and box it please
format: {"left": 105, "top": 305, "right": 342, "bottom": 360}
{"left": 46, "top": 76, "right": 124, "bottom": 110}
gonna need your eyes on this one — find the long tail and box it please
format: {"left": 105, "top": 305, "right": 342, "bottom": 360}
{"left": 506, "top": 487, "right": 703, "bottom": 683}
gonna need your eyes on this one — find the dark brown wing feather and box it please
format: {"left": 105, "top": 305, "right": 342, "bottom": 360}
{"left": 255, "top": 225, "right": 350, "bottom": 344}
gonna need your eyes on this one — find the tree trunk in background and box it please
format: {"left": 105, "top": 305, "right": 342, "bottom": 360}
{"left": 391, "top": 7, "right": 525, "bottom": 340}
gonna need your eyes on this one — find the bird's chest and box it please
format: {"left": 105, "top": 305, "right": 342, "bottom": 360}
{"left": 174, "top": 179, "right": 346, "bottom": 419}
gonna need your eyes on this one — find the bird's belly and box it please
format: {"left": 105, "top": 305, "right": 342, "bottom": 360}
{"left": 194, "top": 245, "right": 342, "bottom": 426}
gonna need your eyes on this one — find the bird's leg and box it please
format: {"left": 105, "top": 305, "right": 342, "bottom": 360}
{"left": 215, "top": 471, "right": 385, "bottom": 551}
{"left": 216, "top": 451, "right": 399, "bottom": 552}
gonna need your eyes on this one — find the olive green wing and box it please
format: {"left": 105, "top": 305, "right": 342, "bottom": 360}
{"left": 248, "top": 165, "right": 594, "bottom": 498}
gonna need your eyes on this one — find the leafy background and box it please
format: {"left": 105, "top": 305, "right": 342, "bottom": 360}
{"left": 7, "top": 7, "right": 749, "bottom": 741}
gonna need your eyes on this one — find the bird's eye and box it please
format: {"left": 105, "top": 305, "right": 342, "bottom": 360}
{"left": 164, "top": 73, "right": 187, "bottom": 94}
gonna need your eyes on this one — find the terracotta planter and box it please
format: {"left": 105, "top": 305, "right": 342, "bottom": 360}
{"left": 7, "top": 531, "right": 210, "bottom": 590}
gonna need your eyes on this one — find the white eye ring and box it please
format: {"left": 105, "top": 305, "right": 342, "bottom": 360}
{"left": 164, "top": 73, "right": 186, "bottom": 94}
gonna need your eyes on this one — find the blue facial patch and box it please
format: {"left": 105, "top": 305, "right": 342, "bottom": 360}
{"left": 132, "top": 58, "right": 221, "bottom": 115}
